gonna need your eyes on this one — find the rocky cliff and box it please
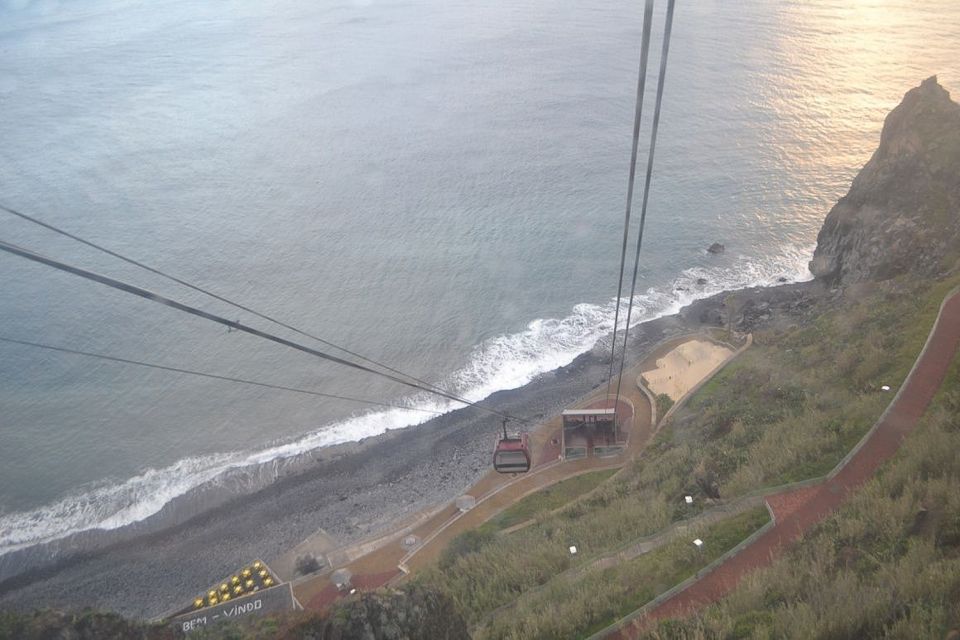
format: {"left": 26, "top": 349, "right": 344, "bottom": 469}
{"left": 809, "top": 76, "right": 960, "bottom": 284}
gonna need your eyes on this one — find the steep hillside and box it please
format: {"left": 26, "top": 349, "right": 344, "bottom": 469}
{"left": 810, "top": 76, "right": 960, "bottom": 284}
{"left": 642, "top": 354, "right": 960, "bottom": 639}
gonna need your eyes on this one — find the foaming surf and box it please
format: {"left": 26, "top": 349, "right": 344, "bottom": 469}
{"left": 0, "top": 244, "right": 813, "bottom": 568}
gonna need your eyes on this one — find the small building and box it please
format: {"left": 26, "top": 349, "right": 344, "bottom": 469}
{"left": 561, "top": 408, "right": 622, "bottom": 459}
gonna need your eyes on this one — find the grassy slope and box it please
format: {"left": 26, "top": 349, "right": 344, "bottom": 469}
{"left": 643, "top": 347, "right": 960, "bottom": 639}
{"left": 415, "top": 274, "right": 960, "bottom": 639}
{"left": 480, "top": 506, "right": 770, "bottom": 640}
{"left": 481, "top": 469, "right": 619, "bottom": 533}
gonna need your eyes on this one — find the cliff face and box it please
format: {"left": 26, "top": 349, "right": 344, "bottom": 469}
{"left": 809, "top": 76, "right": 960, "bottom": 284}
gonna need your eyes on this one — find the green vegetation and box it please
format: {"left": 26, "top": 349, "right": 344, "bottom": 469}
{"left": 654, "top": 393, "right": 675, "bottom": 421}
{"left": 666, "top": 275, "right": 959, "bottom": 498}
{"left": 0, "top": 609, "right": 175, "bottom": 640}
{"left": 642, "top": 354, "right": 960, "bottom": 639}
{"left": 415, "top": 274, "right": 960, "bottom": 640}
{"left": 440, "top": 528, "right": 498, "bottom": 569}
{"left": 0, "top": 585, "right": 469, "bottom": 640}
{"left": 484, "top": 469, "right": 619, "bottom": 533}
{"left": 480, "top": 506, "right": 770, "bottom": 640}
{"left": 417, "top": 464, "right": 680, "bottom": 627}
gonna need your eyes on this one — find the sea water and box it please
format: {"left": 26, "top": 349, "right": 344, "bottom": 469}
{"left": 0, "top": 0, "right": 957, "bottom": 556}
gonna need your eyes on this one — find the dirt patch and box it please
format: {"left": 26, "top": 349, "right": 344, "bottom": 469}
{"left": 640, "top": 340, "right": 734, "bottom": 401}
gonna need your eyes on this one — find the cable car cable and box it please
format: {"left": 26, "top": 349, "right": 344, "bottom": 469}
{"left": 0, "top": 238, "right": 529, "bottom": 424}
{"left": 613, "top": 0, "right": 676, "bottom": 408}
{"left": 0, "top": 203, "right": 458, "bottom": 399}
{"left": 605, "top": 0, "right": 655, "bottom": 402}
{"left": 0, "top": 335, "right": 443, "bottom": 414}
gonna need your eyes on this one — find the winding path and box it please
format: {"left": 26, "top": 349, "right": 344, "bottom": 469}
{"left": 602, "top": 287, "right": 960, "bottom": 639}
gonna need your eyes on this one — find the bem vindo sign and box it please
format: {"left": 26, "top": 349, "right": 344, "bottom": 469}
{"left": 171, "top": 583, "right": 298, "bottom": 632}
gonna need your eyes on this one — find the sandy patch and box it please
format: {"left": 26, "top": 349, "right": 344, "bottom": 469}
{"left": 640, "top": 339, "right": 734, "bottom": 401}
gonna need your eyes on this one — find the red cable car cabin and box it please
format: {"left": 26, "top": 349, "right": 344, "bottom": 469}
{"left": 493, "top": 433, "right": 530, "bottom": 474}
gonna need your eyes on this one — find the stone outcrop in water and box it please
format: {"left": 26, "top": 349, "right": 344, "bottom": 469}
{"left": 809, "top": 76, "right": 960, "bottom": 284}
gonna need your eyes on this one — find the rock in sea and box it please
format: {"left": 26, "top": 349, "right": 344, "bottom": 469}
{"left": 707, "top": 242, "right": 725, "bottom": 254}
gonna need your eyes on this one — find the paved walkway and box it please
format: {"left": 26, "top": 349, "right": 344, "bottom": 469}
{"left": 606, "top": 288, "right": 960, "bottom": 638}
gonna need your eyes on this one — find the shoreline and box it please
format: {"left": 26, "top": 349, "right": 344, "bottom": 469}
{"left": 0, "top": 278, "right": 829, "bottom": 618}
{"left": 0, "top": 247, "right": 816, "bottom": 567}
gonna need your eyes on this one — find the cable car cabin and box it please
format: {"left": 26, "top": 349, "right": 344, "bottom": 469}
{"left": 493, "top": 434, "right": 531, "bottom": 474}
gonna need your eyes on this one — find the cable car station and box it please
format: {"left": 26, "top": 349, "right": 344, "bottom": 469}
{"left": 560, "top": 406, "right": 625, "bottom": 459}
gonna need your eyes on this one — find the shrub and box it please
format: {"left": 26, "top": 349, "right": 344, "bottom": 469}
{"left": 439, "top": 528, "right": 497, "bottom": 569}
{"left": 655, "top": 393, "right": 674, "bottom": 420}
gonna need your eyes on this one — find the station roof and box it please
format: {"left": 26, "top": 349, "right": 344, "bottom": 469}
{"left": 562, "top": 408, "right": 616, "bottom": 416}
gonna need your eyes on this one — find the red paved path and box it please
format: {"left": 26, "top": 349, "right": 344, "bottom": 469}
{"left": 609, "top": 289, "right": 960, "bottom": 638}
{"left": 307, "top": 570, "right": 400, "bottom": 610}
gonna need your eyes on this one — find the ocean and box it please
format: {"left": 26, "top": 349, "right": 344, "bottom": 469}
{"left": 0, "top": 0, "right": 957, "bottom": 558}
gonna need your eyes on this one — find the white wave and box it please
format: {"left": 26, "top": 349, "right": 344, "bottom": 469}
{"left": 0, "top": 244, "right": 814, "bottom": 556}
{"left": 451, "top": 243, "right": 814, "bottom": 404}
{"left": 0, "top": 453, "right": 234, "bottom": 552}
